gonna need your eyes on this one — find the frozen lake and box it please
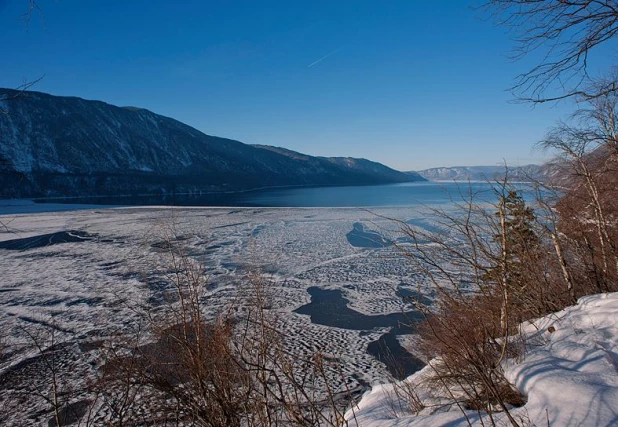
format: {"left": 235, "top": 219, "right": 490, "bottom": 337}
{"left": 0, "top": 182, "right": 530, "bottom": 423}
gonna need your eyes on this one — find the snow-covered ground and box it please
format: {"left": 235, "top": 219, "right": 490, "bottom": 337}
{"left": 346, "top": 292, "right": 618, "bottom": 426}
{"left": 0, "top": 204, "right": 439, "bottom": 425}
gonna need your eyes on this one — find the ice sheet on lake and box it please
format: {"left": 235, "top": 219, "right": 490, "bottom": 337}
{"left": 0, "top": 205, "right": 440, "bottom": 424}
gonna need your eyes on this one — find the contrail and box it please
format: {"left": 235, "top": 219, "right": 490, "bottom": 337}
{"left": 308, "top": 47, "right": 342, "bottom": 68}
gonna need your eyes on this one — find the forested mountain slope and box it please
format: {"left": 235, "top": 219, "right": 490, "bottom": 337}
{"left": 0, "top": 89, "right": 423, "bottom": 198}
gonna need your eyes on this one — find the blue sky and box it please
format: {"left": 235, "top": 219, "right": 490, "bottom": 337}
{"left": 0, "top": 0, "right": 593, "bottom": 170}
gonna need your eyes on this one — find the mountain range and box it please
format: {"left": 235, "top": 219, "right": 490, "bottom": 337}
{"left": 415, "top": 165, "right": 547, "bottom": 182}
{"left": 0, "top": 89, "right": 425, "bottom": 198}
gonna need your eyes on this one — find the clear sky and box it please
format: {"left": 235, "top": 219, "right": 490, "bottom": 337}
{"left": 0, "top": 0, "right": 591, "bottom": 170}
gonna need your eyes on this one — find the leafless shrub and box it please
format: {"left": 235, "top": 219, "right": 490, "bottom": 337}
{"left": 418, "top": 292, "right": 525, "bottom": 420}
{"left": 94, "top": 222, "right": 354, "bottom": 426}
{"left": 0, "top": 317, "right": 102, "bottom": 427}
{"left": 384, "top": 179, "right": 547, "bottom": 426}
{"left": 383, "top": 130, "right": 618, "bottom": 422}
{"left": 93, "top": 325, "right": 154, "bottom": 426}
{"left": 382, "top": 375, "right": 425, "bottom": 419}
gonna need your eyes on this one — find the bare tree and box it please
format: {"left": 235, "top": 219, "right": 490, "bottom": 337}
{"left": 379, "top": 171, "right": 615, "bottom": 424}
{"left": 539, "top": 89, "right": 618, "bottom": 291}
{"left": 383, "top": 181, "right": 536, "bottom": 426}
{"left": 96, "top": 222, "right": 354, "bottom": 426}
{"left": 483, "top": 0, "right": 618, "bottom": 102}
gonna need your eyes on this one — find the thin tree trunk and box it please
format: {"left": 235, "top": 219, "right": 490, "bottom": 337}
{"left": 551, "top": 231, "right": 577, "bottom": 304}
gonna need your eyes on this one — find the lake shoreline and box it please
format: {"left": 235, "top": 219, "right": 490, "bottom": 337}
{"left": 1, "top": 181, "right": 534, "bottom": 214}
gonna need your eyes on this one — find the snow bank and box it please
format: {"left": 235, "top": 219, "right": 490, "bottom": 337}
{"left": 346, "top": 292, "right": 618, "bottom": 426}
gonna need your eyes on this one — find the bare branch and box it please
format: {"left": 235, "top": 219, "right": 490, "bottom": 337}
{"left": 20, "top": 0, "right": 43, "bottom": 28}
{"left": 483, "top": 0, "right": 618, "bottom": 102}
{"left": 0, "top": 75, "right": 44, "bottom": 114}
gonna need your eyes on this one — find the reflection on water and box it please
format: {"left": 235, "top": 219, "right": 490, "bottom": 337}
{"left": 35, "top": 181, "right": 536, "bottom": 208}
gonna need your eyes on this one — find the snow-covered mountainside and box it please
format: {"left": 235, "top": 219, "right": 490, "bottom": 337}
{"left": 416, "top": 165, "right": 546, "bottom": 182}
{"left": 346, "top": 292, "right": 618, "bottom": 426}
{"left": 0, "top": 89, "right": 424, "bottom": 198}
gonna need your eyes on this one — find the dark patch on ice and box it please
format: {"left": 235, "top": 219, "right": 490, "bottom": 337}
{"left": 17, "top": 316, "right": 73, "bottom": 333}
{"left": 146, "top": 278, "right": 178, "bottom": 307}
{"left": 101, "top": 323, "right": 220, "bottom": 388}
{"left": 367, "top": 333, "right": 425, "bottom": 380}
{"left": 251, "top": 225, "right": 266, "bottom": 237}
{"left": 150, "top": 235, "right": 193, "bottom": 252}
{"left": 0, "top": 230, "right": 96, "bottom": 251}
{"left": 396, "top": 286, "right": 433, "bottom": 306}
{"left": 150, "top": 240, "right": 175, "bottom": 252}
{"left": 0, "top": 288, "right": 17, "bottom": 293}
{"left": 3, "top": 297, "right": 20, "bottom": 306}
{"left": 212, "top": 221, "right": 248, "bottom": 229}
{"left": 99, "top": 260, "right": 123, "bottom": 269}
{"left": 203, "top": 240, "right": 235, "bottom": 252}
{"left": 220, "top": 262, "right": 237, "bottom": 271}
{"left": 15, "top": 251, "right": 88, "bottom": 261}
{"left": 346, "top": 222, "right": 391, "bottom": 248}
{"left": 294, "top": 287, "right": 419, "bottom": 332}
{"left": 33, "top": 297, "right": 70, "bottom": 307}
{"left": 351, "top": 373, "right": 370, "bottom": 390}
{"left": 47, "top": 400, "right": 92, "bottom": 427}
{"left": 294, "top": 287, "right": 424, "bottom": 379}
{"left": 0, "top": 342, "right": 75, "bottom": 388}
{"left": 260, "top": 264, "right": 279, "bottom": 275}
{"left": 185, "top": 248, "right": 205, "bottom": 257}
{"left": 113, "top": 271, "right": 142, "bottom": 281}
{"left": 66, "top": 297, "right": 104, "bottom": 307}
{"left": 78, "top": 340, "right": 104, "bottom": 352}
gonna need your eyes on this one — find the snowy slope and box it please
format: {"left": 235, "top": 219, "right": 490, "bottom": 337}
{"left": 346, "top": 292, "right": 618, "bottom": 426}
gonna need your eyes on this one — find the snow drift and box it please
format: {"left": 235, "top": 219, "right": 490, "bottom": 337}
{"left": 346, "top": 292, "right": 618, "bottom": 426}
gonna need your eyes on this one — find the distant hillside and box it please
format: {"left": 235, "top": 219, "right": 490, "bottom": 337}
{"left": 0, "top": 89, "right": 424, "bottom": 198}
{"left": 415, "top": 165, "right": 547, "bottom": 182}
{"left": 252, "top": 144, "right": 426, "bottom": 182}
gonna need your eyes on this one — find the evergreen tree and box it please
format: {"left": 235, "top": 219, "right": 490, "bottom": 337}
{"left": 484, "top": 190, "right": 540, "bottom": 297}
